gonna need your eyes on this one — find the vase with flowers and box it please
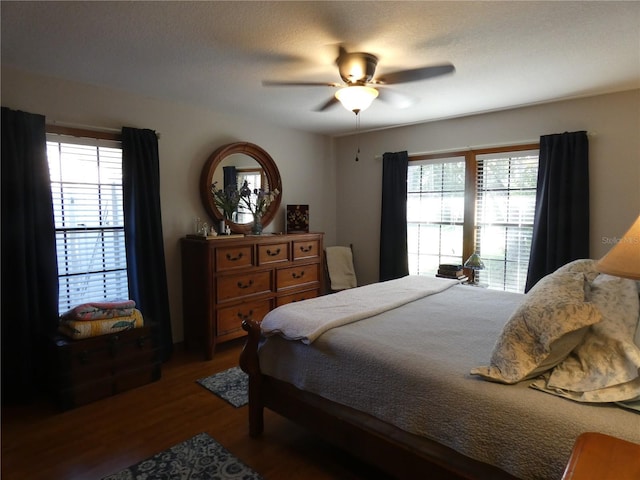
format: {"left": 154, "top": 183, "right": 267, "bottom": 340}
{"left": 211, "top": 182, "right": 240, "bottom": 233}
{"left": 238, "top": 180, "right": 279, "bottom": 235}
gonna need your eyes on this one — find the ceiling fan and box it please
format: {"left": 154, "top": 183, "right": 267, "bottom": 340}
{"left": 263, "top": 47, "right": 455, "bottom": 114}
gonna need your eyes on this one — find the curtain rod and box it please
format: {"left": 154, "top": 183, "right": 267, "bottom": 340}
{"left": 47, "top": 120, "right": 161, "bottom": 138}
{"left": 373, "top": 132, "right": 596, "bottom": 161}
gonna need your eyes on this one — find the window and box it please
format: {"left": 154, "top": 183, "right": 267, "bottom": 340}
{"left": 406, "top": 145, "right": 539, "bottom": 293}
{"left": 47, "top": 132, "right": 129, "bottom": 314}
{"left": 407, "top": 157, "right": 466, "bottom": 275}
{"left": 235, "top": 168, "right": 265, "bottom": 223}
{"left": 475, "top": 151, "right": 538, "bottom": 292}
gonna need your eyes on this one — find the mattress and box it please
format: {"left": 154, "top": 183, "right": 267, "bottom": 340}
{"left": 258, "top": 284, "right": 640, "bottom": 480}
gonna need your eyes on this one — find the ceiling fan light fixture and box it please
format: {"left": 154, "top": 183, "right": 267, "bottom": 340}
{"left": 335, "top": 86, "right": 379, "bottom": 113}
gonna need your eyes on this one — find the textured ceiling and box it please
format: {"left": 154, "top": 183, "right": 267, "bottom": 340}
{"left": 2, "top": 1, "right": 639, "bottom": 136}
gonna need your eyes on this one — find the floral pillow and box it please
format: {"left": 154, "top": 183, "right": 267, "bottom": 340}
{"left": 471, "top": 271, "right": 601, "bottom": 384}
{"left": 554, "top": 258, "right": 601, "bottom": 283}
{"left": 531, "top": 274, "right": 640, "bottom": 402}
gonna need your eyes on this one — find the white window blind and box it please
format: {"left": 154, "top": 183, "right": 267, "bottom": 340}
{"left": 407, "top": 157, "right": 466, "bottom": 275}
{"left": 475, "top": 150, "right": 538, "bottom": 292}
{"left": 47, "top": 134, "right": 129, "bottom": 314}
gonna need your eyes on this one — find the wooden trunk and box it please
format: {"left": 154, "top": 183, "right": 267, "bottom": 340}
{"left": 50, "top": 325, "right": 161, "bottom": 410}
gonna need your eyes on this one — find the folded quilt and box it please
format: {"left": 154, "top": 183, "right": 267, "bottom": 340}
{"left": 61, "top": 300, "right": 136, "bottom": 321}
{"left": 59, "top": 309, "right": 144, "bottom": 340}
{"left": 261, "top": 275, "right": 459, "bottom": 344}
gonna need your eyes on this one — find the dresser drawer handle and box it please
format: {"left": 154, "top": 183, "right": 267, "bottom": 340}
{"left": 237, "top": 279, "right": 254, "bottom": 289}
{"left": 237, "top": 309, "right": 254, "bottom": 321}
{"left": 266, "top": 248, "right": 281, "bottom": 257}
{"left": 226, "top": 252, "right": 244, "bottom": 262}
{"left": 292, "top": 271, "right": 305, "bottom": 279}
{"left": 227, "top": 252, "right": 244, "bottom": 262}
{"left": 299, "top": 245, "right": 312, "bottom": 253}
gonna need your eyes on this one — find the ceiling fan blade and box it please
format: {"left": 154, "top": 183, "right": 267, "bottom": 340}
{"left": 315, "top": 96, "right": 340, "bottom": 112}
{"left": 262, "top": 80, "right": 341, "bottom": 87}
{"left": 374, "top": 63, "right": 455, "bottom": 85}
{"left": 376, "top": 87, "right": 418, "bottom": 109}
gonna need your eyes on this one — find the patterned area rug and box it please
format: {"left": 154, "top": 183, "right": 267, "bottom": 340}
{"left": 102, "top": 432, "right": 262, "bottom": 479}
{"left": 197, "top": 366, "right": 249, "bottom": 407}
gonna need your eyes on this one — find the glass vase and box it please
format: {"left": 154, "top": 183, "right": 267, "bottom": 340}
{"left": 251, "top": 214, "right": 263, "bottom": 235}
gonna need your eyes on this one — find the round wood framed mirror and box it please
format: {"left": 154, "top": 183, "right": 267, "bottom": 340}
{"left": 200, "top": 142, "right": 282, "bottom": 234}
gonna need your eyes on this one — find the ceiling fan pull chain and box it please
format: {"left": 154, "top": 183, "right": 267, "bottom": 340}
{"left": 355, "top": 112, "right": 360, "bottom": 162}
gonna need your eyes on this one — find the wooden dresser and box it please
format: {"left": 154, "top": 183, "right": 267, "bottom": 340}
{"left": 181, "top": 232, "right": 324, "bottom": 359}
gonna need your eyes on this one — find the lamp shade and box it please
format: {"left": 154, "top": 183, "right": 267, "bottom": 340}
{"left": 596, "top": 214, "right": 640, "bottom": 280}
{"left": 464, "top": 252, "right": 485, "bottom": 270}
{"left": 334, "top": 86, "right": 378, "bottom": 113}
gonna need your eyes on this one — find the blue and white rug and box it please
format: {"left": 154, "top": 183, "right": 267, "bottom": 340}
{"left": 197, "top": 366, "right": 249, "bottom": 408}
{"left": 102, "top": 432, "right": 262, "bottom": 479}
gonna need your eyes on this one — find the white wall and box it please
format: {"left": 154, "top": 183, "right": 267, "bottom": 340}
{"left": 3, "top": 66, "right": 638, "bottom": 339}
{"left": 335, "top": 90, "right": 640, "bottom": 285}
{"left": 1, "top": 67, "right": 337, "bottom": 343}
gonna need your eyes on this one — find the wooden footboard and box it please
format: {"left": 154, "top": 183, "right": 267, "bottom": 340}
{"left": 239, "top": 319, "right": 264, "bottom": 437}
{"left": 239, "top": 319, "right": 516, "bottom": 480}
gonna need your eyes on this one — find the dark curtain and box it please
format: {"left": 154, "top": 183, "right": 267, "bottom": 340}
{"left": 223, "top": 166, "right": 237, "bottom": 190}
{"left": 379, "top": 151, "right": 409, "bottom": 281}
{"left": 122, "top": 127, "right": 173, "bottom": 361}
{"left": 1, "top": 107, "right": 59, "bottom": 404}
{"left": 525, "top": 131, "right": 589, "bottom": 291}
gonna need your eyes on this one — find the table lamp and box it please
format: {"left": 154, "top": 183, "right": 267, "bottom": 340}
{"left": 464, "top": 252, "right": 485, "bottom": 285}
{"left": 596, "top": 215, "right": 640, "bottom": 280}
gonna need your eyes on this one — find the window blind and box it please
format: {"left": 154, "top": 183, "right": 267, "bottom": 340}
{"left": 47, "top": 134, "right": 129, "bottom": 314}
{"left": 407, "top": 157, "right": 466, "bottom": 275}
{"left": 475, "top": 151, "right": 538, "bottom": 292}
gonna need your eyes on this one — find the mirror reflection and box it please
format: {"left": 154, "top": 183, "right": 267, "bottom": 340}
{"left": 200, "top": 142, "right": 282, "bottom": 234}
{"left": 212, "top": 154, "right": 267, "bottom": 223}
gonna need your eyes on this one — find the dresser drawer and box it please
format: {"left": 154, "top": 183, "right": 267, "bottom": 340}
{"left": 277, "top": 263, "right": 319, "bottom": 290}
{"left": 217, "top": 270, "right": 273, "bottom": 301}
{"left": 277, "top": 288, "right": 320, "bottom": 306}
{"left": 257, "top": 242, "right": 289, "bottom": 265}
{"left": 216, "top": 245, "right": 254, "bottom": 271}
{"left": 292, "top": 239, "right": 320, "bottom": 260}
{"left": 217, "top": 299, "right": 272, "bottom": 336}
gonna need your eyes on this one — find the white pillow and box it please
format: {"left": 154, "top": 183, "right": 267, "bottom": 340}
{"left": 471, "top": 271, "right": 601, "bottom": 384}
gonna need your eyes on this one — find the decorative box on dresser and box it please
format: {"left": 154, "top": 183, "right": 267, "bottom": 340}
{"left": 181, "top": 232, "right": 324, "bottom": 360}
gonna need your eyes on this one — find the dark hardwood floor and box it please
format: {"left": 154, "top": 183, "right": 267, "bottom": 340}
{"left": 2, "top": 338, "right": 389, "bottom": 480}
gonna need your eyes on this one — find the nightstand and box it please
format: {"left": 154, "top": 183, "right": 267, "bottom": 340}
{"left": 562, "top": 432, "right": 640, "bottom": 480}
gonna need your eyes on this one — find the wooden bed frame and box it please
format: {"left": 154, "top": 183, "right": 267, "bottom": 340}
{"left": 240, "top": 319, "right": 517, "bottom": 480}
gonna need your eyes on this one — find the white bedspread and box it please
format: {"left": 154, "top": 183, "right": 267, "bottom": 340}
{"left": 261, "top": 275, "right": 458, "bottom": 344}
{"left": 258, "top": 284, "right": 640, "bottom": 480}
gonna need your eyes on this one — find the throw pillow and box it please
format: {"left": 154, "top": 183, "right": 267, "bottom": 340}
{"left": 471, "top": 271, "right": 601, "bottom": 384}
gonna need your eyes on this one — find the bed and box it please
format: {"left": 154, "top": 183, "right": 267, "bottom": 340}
{"left": 239, "top": 260, "right": 640, "bottom": 479}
